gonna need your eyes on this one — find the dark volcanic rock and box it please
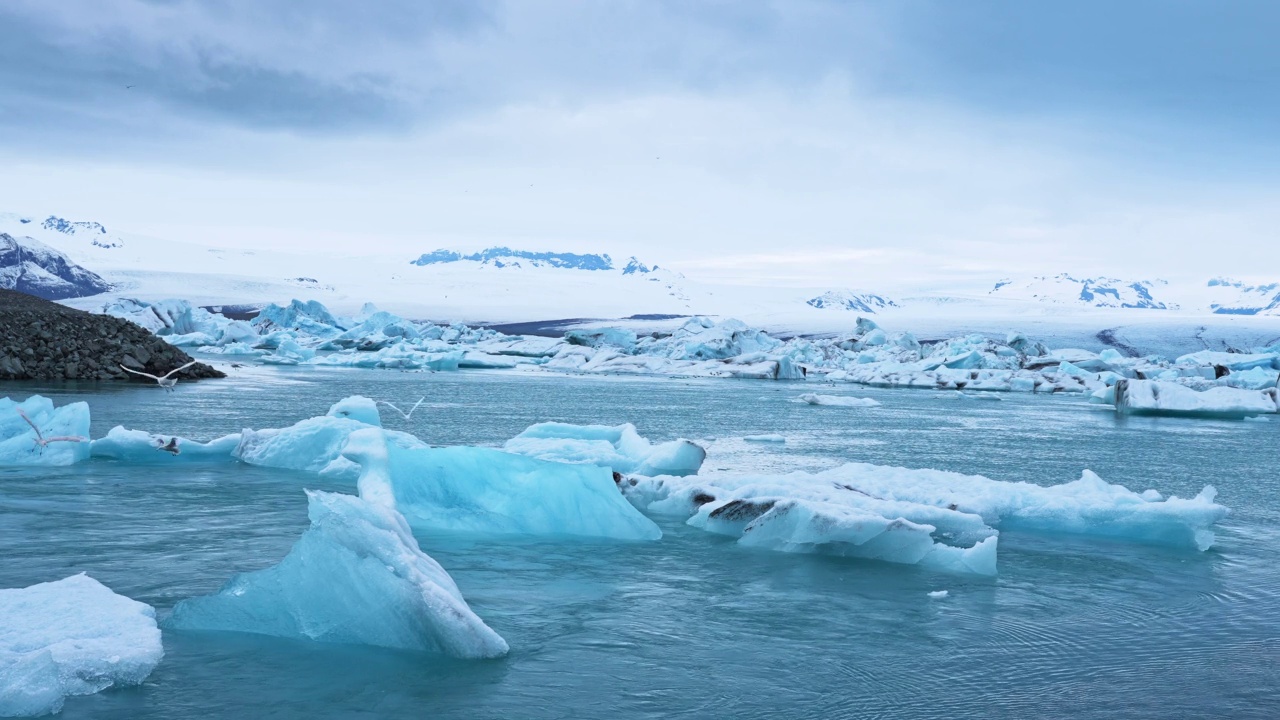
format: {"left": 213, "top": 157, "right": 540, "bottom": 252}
{"left": 0, "top": 289, "right": 224, "bottom": 382}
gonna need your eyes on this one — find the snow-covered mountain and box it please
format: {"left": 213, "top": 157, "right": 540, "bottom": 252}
{"left": 0, "top": 213, "right": 127, "bottom": 253}
{"left": 0, "top": 233, "right": 113, "bottom": 300}
{"left": 805, "top": 290, "right": 898, "bottom": 312}
{"left": 988, "top": 275, "right": 1176, "bottom": 310}
{"left": 410, "top": 247, "right": 660, "bottom": 274}
{"left": 1203, "top": 278, "right": 1280, "bottom": 316}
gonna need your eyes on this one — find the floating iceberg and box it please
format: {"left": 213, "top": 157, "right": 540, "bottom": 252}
{"left": 234, "top": 396, "right": 424, "bottom": 479}
{"left": 91, "top": 427, "right": 241, "bottom": 463}
{"left": 0, "top": 574, "right": 162, "bottom": 718}
{"left": 623, "top": 463, "right": 1227, "bottom": 574}
{"left": 743, "top": 434, "right": 786, "bottom": 443}
{"left": 0, "top": 396, "right": 90, "bottom": 467}
{"left": 166, "top": 490, "right": 508, "bottom": 659}
{"left": 344, "top": 429, "right": 662, "bottom": 540}
{"left": 797, "top": 393, "right": 881, "bottom": 407}
{"left": 503, "top": 422, "right": 705, "bottom": 476}
{"left": 1115, "top": 379, "right": 1277, "bottom": 418}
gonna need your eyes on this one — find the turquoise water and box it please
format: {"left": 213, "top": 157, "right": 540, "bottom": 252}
{"left": 2, "top": 367, "right": 1278, "bottom": 719}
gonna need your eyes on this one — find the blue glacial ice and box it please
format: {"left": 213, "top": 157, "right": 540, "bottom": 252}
{"left": 234, "top": 396, "right": 425, "bottom": 479}
{"left": 0, "top": 396, "right": 90, "bottom": 467}
{"left": 503, "top": 422, "right": 706, "bottom": 476}
{"left": 344, "top": 429, "right": 662, "bottom": 541}
{"left": 91, "top": 427, "right": 241, "bottom": 463}
{"left": 624, "top": 463, "right": 1227, "bottom": 574}
{"left": 797, "top": 393, "right": 882, "bottom": 407}
{"left": 0, "top": 574, "right": 163, "bottom": 718}
{"left": 166, "top": 490, "right": 508, "bottom": 659}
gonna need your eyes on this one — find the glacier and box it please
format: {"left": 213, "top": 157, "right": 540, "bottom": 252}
{"left": 344, "top": 428, "right": 663, "bottom": 541}
{"left": 165, "top": 490, "right": 508, "bottom": 659}
{"left": 503, "top": 422, "right": 706, "bottom": 476}
{"left": 0, "top": 396, "right": 90, "bottom": 467}
{"left": 0, "top": 574, "right": 163, "bottom": 718}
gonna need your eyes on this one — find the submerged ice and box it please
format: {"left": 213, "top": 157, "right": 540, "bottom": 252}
{"left": 0, "top": 574, "right": 163, "bottom": 718}
{"left": 166, "top": 490, "right": 508, "bottom": 659}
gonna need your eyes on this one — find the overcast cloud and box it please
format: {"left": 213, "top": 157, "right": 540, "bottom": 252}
{"left": 1, "top": 0, "right": 1276, "bottom": 289}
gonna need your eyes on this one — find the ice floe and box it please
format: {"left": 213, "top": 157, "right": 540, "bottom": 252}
{"left": 166, "top": 490, "right": 508, "bottom": 658}
{"left": 0, "top": 574, "right": 162, "bottom": 718}
{"left": 90, "top": 427, "right": 241, "bottom": 463}
{"left": 1115, "top": 380, "right": 1277, "bottom": 418}
{"left": 344, "top": 428, "right": 662, "bottom": 541}
{"left": 0, "top": 396, "right": 90, "bottom": 467}
{"left": 503, "top": 422, "right": 705, "bottom": 476}
{"left": 797, "top": 393, "right": 881, "bottom": 407}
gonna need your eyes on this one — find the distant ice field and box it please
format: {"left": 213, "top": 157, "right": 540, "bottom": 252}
{"left": 2, "top": 367, "right": 1278, "bottom": 719}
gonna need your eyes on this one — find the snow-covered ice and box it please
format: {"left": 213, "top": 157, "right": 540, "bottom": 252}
{"left": 344, "top": 429, "right": 662, "bottom": 541}
{"left": 1115, "top": 380, "right": 1277, "bottom": 418}
{"left": 621, "top": 462, "right": 1227, "bottom": 574}
{"left": 797, "top": 393, "right": 881, "bottom": 407}
{"left": 927, "top": 590, "right": 949, "bottom": 599}
{"left": 165, "top": 490, "right": 508, "bottom": 659}
{"left": 90, "top": 427, "right": 241, "bottom": 463}
{"left": 503, "top": 422, "right": 705, "bottom": 476}
{"left": 0, "top": 574, "right": 162, "bottom": 718}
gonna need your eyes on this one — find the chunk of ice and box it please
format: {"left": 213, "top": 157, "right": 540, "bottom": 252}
{"left": 504, "top": 422, "right": 705, "bottom": 476}
{"left": 166, "top": 490, "right": 508, "bottom": 659}
{"left": 797, "top": 393, "right": 881, "bottom": 407}
{"left": 344, "top": 429, "right": 662, "bottom": 541}
{"left": 0, "top": 574, "right": 162, "bottom": 718}
{"left": 0, "top": 396, "right": 90, "bottom": 467}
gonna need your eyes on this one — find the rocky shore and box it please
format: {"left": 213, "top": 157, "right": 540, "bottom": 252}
{"left": 0, "top": 289, "right": 224, "bottom": 381}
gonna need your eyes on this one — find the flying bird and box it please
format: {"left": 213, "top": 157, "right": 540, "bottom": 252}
{"left": 378, "top": 397, "right": 426, "bottom": 420}
{"left": 15, "top": 408, "right": 87, "bottom": 453}
{"left": 155, "top": 437, "right": 181, "bottom": 456}
{"left": 120, "top": 361, "right": 199, "bottom": 391}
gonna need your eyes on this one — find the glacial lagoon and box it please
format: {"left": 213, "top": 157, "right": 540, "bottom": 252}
{"left": 3, "top": 366, "right": 1278, "bottom": 719}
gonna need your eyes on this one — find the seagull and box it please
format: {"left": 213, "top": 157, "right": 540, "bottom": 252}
{"left": 15, "top": 409, "right": 87, "bottom": 453}
{"left": 155, "top": 437, "right": 181, "bottom": 456}
{"left": 120, "top": 361, "right": 198, "bottom": 391}
{"left": 377, "top": 397, "right": 425, "bottom": 420}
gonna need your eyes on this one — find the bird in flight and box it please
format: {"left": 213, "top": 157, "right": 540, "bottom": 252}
{"left": 120, "top": 361, "right": 199, "bottom": 391}
{"left": 378, "top": 397, "right": 426, "bottom": 421}
{"left": 155, "top": 437, "right": 181, "bottom": 456}
{"left": 15, "top": 408, "right": 87, "bottom": 453}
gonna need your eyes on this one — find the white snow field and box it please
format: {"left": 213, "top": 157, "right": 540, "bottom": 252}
{"left": 0, "top": 396, "right": 90, "bottom": 467}
{"left": 165, "top": 490, "right": 509, "bottom": 659}
{"left": 0, "top": 574, "right": 163, "bottom": 718}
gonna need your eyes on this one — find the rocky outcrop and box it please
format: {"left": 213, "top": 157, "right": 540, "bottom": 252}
{"left": 0, "top": 233, "right": 112, "bottom": 300}
{"left": 0, "top": 289, "right": 224, "bottom": 381}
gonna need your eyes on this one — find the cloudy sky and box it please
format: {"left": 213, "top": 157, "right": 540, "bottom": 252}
{"left": 1, "top": 1, "right": 1276, "bottom": 289}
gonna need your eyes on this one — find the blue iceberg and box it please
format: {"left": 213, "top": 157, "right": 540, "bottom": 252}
{"left": 165, "top": 490, "right": 508, "bottom": 659}
{"left": 344, "top": 429, "right": 662, "bottom": 541}
{"left": 0, "top": 396, "right": 90, "bottom": 467}
{"left": 503, "top": 422, "right": 705, "bottom": 476}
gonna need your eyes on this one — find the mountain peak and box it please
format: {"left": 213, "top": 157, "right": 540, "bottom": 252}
{"left": 806, "top": 290, "right": 898, "bottom": 313}
{"left": 410, "top": 247, "right": 657, "bottom": 273}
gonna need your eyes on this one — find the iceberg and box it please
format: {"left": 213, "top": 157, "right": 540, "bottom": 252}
{"left": 1115, "top": 379, "right": 1277, "bottom": 418}
{"left": 166, "top": 491, "right": 508, "bottom": 659}
{"left": 90, "top": 427, "right": 241, "bottom": 463}
{"left": 743, "top": 434, "right": 786, "bottom": 443}
{"left": 344, "top": 429, "right": 662, "bottom": 540}
{"left": 503, "top": 422, "right": 705, "bottom": 476}
{"left": 623, "top": 462, "right": 1227, "bottom": 574}
{"left": 234, "top": 396, "right": 424, "bottom": 479}
{"left": 797, "top": 393, "right": 881, "bottom": 407}
{"left": 0, "top": 574, "right": 163, "bottom": 718}
{"left": 0, "top": 396, "right": 90, "bottom": 467}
